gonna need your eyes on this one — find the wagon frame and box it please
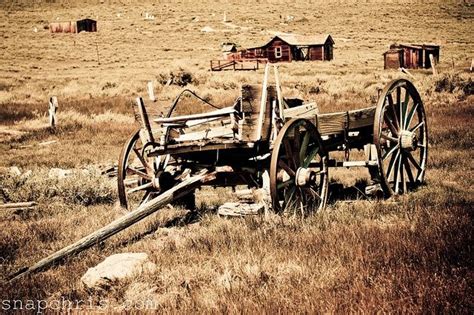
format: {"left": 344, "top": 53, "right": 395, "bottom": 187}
{"left": 118, "top": 64, "right": 428, "bottom": 214}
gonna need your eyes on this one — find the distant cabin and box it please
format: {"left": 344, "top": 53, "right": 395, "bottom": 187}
{"left": 384, "top": 43, "right": 440, "bottom": 69}
{"left": 50, "top": 18, "right": 97, "bottom": 33}
{"left": 235, "top": 34, "right": 334, "bottom": 63}
{"left": 76, "top": 19, "right": 97, "bottom": 33}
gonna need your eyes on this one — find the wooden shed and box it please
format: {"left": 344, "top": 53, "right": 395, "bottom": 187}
{"left": 49, "top": 21, "right": 76, "bottom": 33}
{"left": 241, "top": 34, "right": 334, "bottom": 63}
{"left": 76, "top": 18, "right": 97, "bottom": 33}
{"left": 384, "top": 43, "right": 440, "bottom": 69}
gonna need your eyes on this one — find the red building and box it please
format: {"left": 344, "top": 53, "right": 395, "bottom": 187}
{"left": 234, "top": 34, "right": 335, "bottom": 63}
{"left": 384, "top": 43, "right": 440, "bottom": 69}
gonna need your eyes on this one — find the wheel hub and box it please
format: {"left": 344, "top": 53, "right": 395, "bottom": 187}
{"left": 295, "top": 167, "right": 317, "bottom": 187}
{"left": 400, "top": 130, "right": 417, "bottom": 151}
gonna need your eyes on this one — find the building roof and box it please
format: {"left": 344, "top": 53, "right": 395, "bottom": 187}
{"left": 390, "top": 43, "right": 440, "bottom": 50}
{"left": 276, "top": 33, "right": 334, "bottom": 46}
{"left": 248, "top": 33, "right": 334, "bottom": 49}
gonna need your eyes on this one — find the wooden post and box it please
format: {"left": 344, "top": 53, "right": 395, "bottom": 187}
{"left": 136, "top": 97, "right": 154, "bottom": 143}
{"left": 256, "top": 64, "right": 270, "bottom": 141}
{"left": 147, "top": 81, "right": 156, "bottom": 102}
{"left": 48, "top": 96, "right": 58, "bottom": 128}
{"left": 273, "top": 65, "right": 285, "bottom": 121}
{"left": 8, "top": 170, "right": 216, "bottom": 282}
{"left": 429, "top": 54, "right": 437, "bottom": 75}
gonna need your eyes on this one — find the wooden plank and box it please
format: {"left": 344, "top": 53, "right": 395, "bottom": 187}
{"left": 256, "top": 64, "right": 270, "bottom": 141}
{"left": 0, "top": 202, "right": 37, "bottom": 209}
{"left": 347, "top": 106, "right": 376, "bottom": 130}
{"left": 315, "top": 106, "right": 375, "bottom": 136}
{"left": 172, "top": 125, "right": 236, "bottom": 142}
{"left": 136, "top": 97, "right": 154, "bottom": 143}
{"left": 154, "top": 106, "right": 236, "bottom": 124}
{"left": 8, "top": 170, "right": 216, "bottom": 282}
{"left": 273, "top": 65, "right": 285, "bottom": 120}
{"left": 284, "top": 103, "right": 318, "bottom": 119}
{"left": 316, "top": 112, "right": 347, "bottom": 136}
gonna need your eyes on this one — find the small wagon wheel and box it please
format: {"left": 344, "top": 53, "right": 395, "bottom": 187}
{"left": 270, "top": 118, "right": 329, "bottom": 214}
{"left": 117, "top": 129, "right": 170, "bottom": 210}
{"left": 373, "top": 79, "right": 428, "bottom": 196}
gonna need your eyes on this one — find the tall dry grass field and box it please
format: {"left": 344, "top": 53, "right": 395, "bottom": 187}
{"left": 0, "top": 0, "right": 472, "bottom": 312}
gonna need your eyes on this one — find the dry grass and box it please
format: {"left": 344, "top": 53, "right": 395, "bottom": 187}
{"left": 0, "top": 0, "right": 473, "bottom": 313}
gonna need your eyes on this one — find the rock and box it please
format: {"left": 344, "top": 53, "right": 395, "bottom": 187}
{"left": 201, "top": 26, "right": 215, "bottom": 33}
{"left": 81, "top": 253, "right": 157, "bottom": 290}
{"left": 218, "top": 202, "right": 264, "bottom": 217}
{"left": 48, "top": 168, "right": 73, "bottom": 179}
{"left": 9, "top": 166, "right": 21, "bottom": 176}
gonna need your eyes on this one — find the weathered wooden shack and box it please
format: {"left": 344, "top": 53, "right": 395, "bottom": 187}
{"left": 49, "top": 21, "right": 76, "bottom": 33}
{"left": 240, "top": 34, "right": 334, "bottom": 63}
{"left": 50, "top": 19, "right": 97, "bottom": 33}
{"left": 384, "top": 43, "right": 440, "bottom": 69}
{"left": 76, "top": 18, "right": 97, "bottom": 33}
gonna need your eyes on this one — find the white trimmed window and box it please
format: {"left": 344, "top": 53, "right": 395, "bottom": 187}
{"left": 275, "top": 46, "right": 282, "bottom": 58}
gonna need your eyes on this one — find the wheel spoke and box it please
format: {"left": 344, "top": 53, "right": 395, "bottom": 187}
{"left": 133, "top": 147, "right": 152, "bottom": 171}
{"left": 278, "top": 160, "right": 296, "bottom": 176}
{"left": 381, "top": 132, "right": 398, "bottom": 143}
{"left": 293, "top": 126, "right": 301, "bottom": 163}
{"left": 382, "top": 144, "right": 399, "bottom": 161}
{"left": 303, "top": 146, "right": 319, "bottom": 168}
{"left": 401, "top": 88, "right": 410, "bottom": 129}
{"left": 383, "top": 113, "right": 399, "bottom": 137}
{"left": 126, "top": 166, "right": 152, "bottom": 180}
{"left": 405, "top": 152, "right": 423, "bottom": 174}
{"left": 394, "top": 154, "right": 402, "bottom": 193}
{"left": 127, "top": 182, "right": 153, "bottom": 194}
{"left": 400, "top": 158, "right": 406, "bottom": 193}
{"left": 387, "top": 94, "right": 400, "bottom": 130}
{"left": 402, "top": 154, "right": 415, "bottom": 185}
{"left": 386, "top": 150, "right": 400, "bottom": 180}
{"left": 283, "top": 139, "right": 297, "bottom": 169}
{"left": 405, "top": 103, "right": 418, "bottom": 130}
{"left": 307, "top": 187, "right": 322, "bottom": 201}
{"left": 410, "top": 121, "right": 424, "bottom": 133}
{"left": 277, "top": 178, "right": 294, "bottom": 189}
{"left": 299, "top": 131, "right": 311, "bottom": 163}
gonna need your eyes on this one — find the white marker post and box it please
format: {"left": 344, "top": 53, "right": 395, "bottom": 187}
{"left": 49, "top": 96, "right": 58, "bottom": 128}
{"left": 429, "top": 54, "right": 437, "bottom": 75}
{"left": 147, "top": 81, "right": 156, "bottom": 102}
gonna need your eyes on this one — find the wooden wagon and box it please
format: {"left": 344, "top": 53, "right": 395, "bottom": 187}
{"left": 118, "top": 65, "right": 428, "bottom": 214}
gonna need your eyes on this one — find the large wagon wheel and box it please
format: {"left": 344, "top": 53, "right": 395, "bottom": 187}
{"left": 373, "top": 79, "right": 428, "bottom": 196}
{"left": 270, "top": 118, "right": 329, "bottom": 214}
{"left": 117, "top": 129, "right": 170, "bottom": 211}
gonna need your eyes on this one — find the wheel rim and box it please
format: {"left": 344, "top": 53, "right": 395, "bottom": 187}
{"left": 117, "top": 129, "right": 169, "bottom": 210}
{"left": 270, "top": 118, "right": 328, "bottom": 214}
{"left": 374, "top": 79, "right": 428, "bottom": 196}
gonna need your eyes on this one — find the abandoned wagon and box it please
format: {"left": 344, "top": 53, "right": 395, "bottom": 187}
{"left": 384, "top": 43, "right": 440, "bottom": 69}
{"left": 238, "top": 34, "right": 334, "bottom": 63}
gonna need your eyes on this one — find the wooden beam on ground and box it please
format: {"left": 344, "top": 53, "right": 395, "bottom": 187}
{"left": 0, "top": 202, "right": 37, "bottom": 210}
{"left": 48, "top": 96, "right": 58, "bottom": 128}
{"left": 8, "top": 170, "right": 216, "bottom": 282}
